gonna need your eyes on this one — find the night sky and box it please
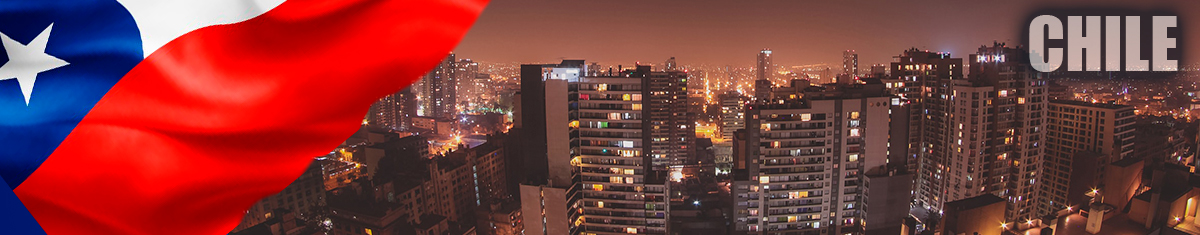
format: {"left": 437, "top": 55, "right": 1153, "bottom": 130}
{"left": 454, "top": 0, "right": 1200, "bottom": 68}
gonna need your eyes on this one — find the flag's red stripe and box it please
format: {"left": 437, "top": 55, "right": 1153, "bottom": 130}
{"left": 14, "top": 0, "right": 487, "bottom": 234}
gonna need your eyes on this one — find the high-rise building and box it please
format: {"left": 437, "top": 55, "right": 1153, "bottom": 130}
{"left": 888, "top": 49, "right": 963, "bottom": 191}
{"left": 367, "top": 87, "right": 417, "bottom": 131}
{"left": 730, "top": 81, "right": 910, "bottom": 234}
{"left": 719, "top": 92, "right": 747, "bottom": 141}
{"left": 843, "top": 50, "right": 858, "bottom": 77}
{"left": 664, "top": 57, "right": 677, "bottom": 71}
{"left": 758, "top": 49, "right": 773, "bottom": 81}
{"left": 421, "top": 54, "right": 457, "bottom": 119}
{"left": 1040, "top": 100, "right": 1135, "bottom": 214}
{"left": 648, "top": 69, "right": 693, "bottom": 167}
{"left": 233, "top": 161, "right": 326, "bottom": 233}
{"left": 916, "top": 43, "right": 1048, "bottom": 223}
{"left": 518, "top": 61, "right": 679, "bottom": 235}
{"left": 456, "top": 59, "right": 480, "bottom": 106}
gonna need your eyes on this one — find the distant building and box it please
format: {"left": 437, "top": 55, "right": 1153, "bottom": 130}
{"left": 367, "top": 87, "right": 417, "bottom": 131}
{"left": 719, "top": 92, "right": 747, "bottom": 141}
{"left": 230, "top": 208, "right": 324, "bottom": 235}
{"left": 648, "top": 69, "right": 694, "bottom": 167}
{"left": 421, "top": 54, "right": 457, "bottom": 119}
{"left": 1042, "top": 100, "right": 1136, "bottom": 215}
{"left": 1047, "top": 81, "right": 1071, "bottom": 100}
{"left": 843, "top": 50, "right": 858, "bottom": 77}
{"left": 475, "top": 201, "right": 523, "bottom": 235}
{"left": 412, "top": 116, "right": 455, "bottom": 137}
{"left": 518, "top": 60, "right": 680, "bottom": 235}
{"left": 887, "top": 48, "right": 962, "bottom": 178}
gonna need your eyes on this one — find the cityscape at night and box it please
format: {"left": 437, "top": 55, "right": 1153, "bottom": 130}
{"left": 229, "top": 1, "right": 1200, "bottom": 235}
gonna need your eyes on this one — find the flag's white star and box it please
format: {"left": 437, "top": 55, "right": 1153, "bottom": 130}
{"left": 0, "top": 24, "right": 69, "bottom": 105}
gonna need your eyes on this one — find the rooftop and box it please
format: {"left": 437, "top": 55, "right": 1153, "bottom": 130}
{"left": 944, "top": 194, "right": 1005, "bottom": 211}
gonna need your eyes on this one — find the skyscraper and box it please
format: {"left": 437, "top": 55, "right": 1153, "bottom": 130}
{"left": 843, "top": 50, "right": 858, "bottom": 77}
{"left": 519, "top": 61, "right": 679, "bottom": 235}
{"left": 757, "top": 49, "right": 773, "bottom": 82}
{"left": 456, "top": 58, "right": 480, "bottom": 106}
{"left": 916, "top": 43, "right": 1048, "bottom": 223}
{"left": 719, "top": 92, "right": 747, "bottom": 141}
{"left": 367, "top": 87, "right": 417, "bottom": 131}
{"left": 648, "top": 69, "right": 693, "bottom": 168}
{"left": 420, "top": 54, "right": 457, "bottom": 119}
{"left": 730, "top": 81, "right": 911, "bottom": 234}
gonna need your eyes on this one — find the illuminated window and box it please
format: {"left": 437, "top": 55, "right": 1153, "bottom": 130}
{"left": 632, "top": 104, "right": 642, "bottom": 110}
{"left": 1018, "top": 97, "right": 1026, "bottom": 104}
{"left": 801, "top": 113, "right": 812, "bottom": 121}
{"left": 847, "top": 154, "right": 858, "bottom": 162}
{"left": 598, "top": 122, "right": 608, "bottom": 128}
{"left": 597, "top": 201, "right": 604, "bottom": 208}
{"left": 759, "top": 176, "right": 770, "bottom": 184}
{"left": 623, "top": 94, "right": 631, "bottom": 101}
{"left": 569, "top": 121, "right": 579, "bottom": 128}
{"left": 593, "top": 184, "right": 604, "bottom": 191}
{"left": 626, "top": 228, "right": 637, "bottom": 234}
{"left": 772, "top": 141, "right": 781, "bottom": 148}
{"left": 787, "top": 216, "right": 797, "bottom": 222}
{"left": 580, "top": 94, "right": 589, "bottom": 100}
{"left": 998, "top": 90, "right": 1008, "bottom": 97}
{"left": 849, "top": 129, "right": 860, "bottom": 137}
{"left": 631, "top": 94, "right": 641, "bottom": 101}
{"left": 620, "top": 141, "right": 634, "bottom": 148}
{"left": 597, "top": 84, "right": 608, "bottom": 92}
{"left": 609, "top": 113, "right": 621, "bottom": 120}
{"left": 624, "top": 169, "right": 635, "bottom": 175}
{"left": 849, "top": 111, "right": 860, "bottom": 119}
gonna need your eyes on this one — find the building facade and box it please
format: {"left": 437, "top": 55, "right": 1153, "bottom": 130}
{"left": 1041, "top": 100, "right": 1135, "bottom": 214}
{"left": 421, "top": 54, "right": 457, "bottom": 119}
{"left": 731, "top": 81, "right": 909, "bottom": 234}
{"left": 916, "top": 43, "right": 1048, "bottom": 223}
{"left": 519, "top": 61, "right": 679, "bottom": 235}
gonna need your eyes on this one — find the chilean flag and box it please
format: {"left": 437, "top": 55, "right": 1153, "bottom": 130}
{"left": 0, "top": 0, "right": 487, "bottom": 234}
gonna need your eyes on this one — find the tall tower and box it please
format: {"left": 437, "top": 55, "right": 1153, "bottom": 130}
{"left": 420, "top": 54, "right": 457, "bottom": 119}
{"left": 843, "top": 50, "right": 859, "bottom": 77}
{"left": 916, "top": 43, "right": 1047, "bottom": 224}
{"left": 367, "top": 87, "right": 417, "bottom": 131}
{"left": 648, "top": 70, "right": 693, "bottom": 168}
{"left": 757, "top": 49, "right": 773, "bottom": 82}
{"left": 889, "top": 48, "right": 963, "bottom": 204}
{"left": 730, "top": 81, "right": 911, "bottom": 234}
{"left": 519, "top": 61, "right": 675, "bottom": 235}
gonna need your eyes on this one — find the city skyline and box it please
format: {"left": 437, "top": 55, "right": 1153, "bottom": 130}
{"left": 454, "top": 0, "right": 1200, "bottom": 67}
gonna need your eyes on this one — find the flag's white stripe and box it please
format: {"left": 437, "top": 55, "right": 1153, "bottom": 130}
{"left": 116, "top": 0, "right": 287, "bottom": 58}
